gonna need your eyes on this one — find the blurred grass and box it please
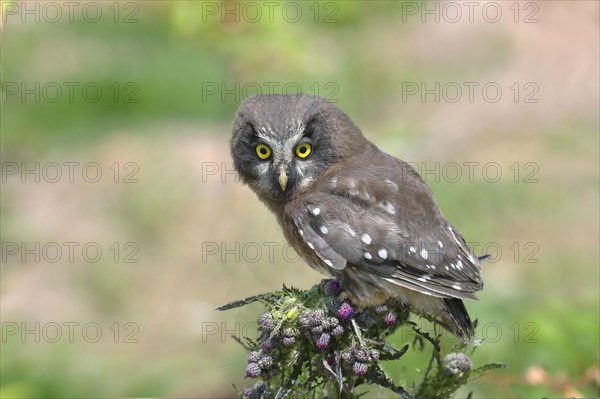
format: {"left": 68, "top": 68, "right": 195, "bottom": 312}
{"left": 1, "top": 1, "right": 599, "bottom": 398}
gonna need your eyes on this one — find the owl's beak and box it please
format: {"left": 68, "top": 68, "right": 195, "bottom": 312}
{"left": 278, "top": 170, "right": 288, "bottom": 191}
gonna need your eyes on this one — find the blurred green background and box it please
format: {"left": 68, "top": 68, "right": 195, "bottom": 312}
{"left": 1, "top": 1, "right": 598, "bottom": 398}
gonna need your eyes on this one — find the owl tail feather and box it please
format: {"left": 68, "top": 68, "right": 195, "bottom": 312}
{"left": 442, "top": 298, "right": 475, "bottom": 343}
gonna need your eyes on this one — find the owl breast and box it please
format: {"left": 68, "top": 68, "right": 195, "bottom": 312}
{"left": 278, "top": 211, "right": 336, "bottom": 277}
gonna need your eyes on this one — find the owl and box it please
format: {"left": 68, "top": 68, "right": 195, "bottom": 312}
{"left": 230, "top": 93, "right": 484, "bottom": 342}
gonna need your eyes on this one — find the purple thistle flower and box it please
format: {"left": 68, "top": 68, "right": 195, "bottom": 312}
{"left": 337, "top": 302, "right": 354, "bottom": 320}
{"left": 283, "top": 327, "right": 298, "bottom": 337}
{"left": 329, "top": 297, "right": 341, "bottom": 313}
{"left": 308, "top": 310, "right": 325, "bottom": 326}
{"left": 323, "top": 280, "right": 342, "bottom": 296}
{"left": 247, "top": 351, "right": 261, "bottom": 363}
{"left": 331, "top": 324, "right": 344, "bottom": 337}
{"left": 243, "top": 382, "right": 269, "bottom": 399}
{"left": 282, "top": 336, "right": 295, "bottom": 346}
{"left": 355, "top": 348, "right": 370, "bottom": 362}
{"left": 259, "top": 312, "right": 275, "bottom": 332}
{"left": 370, "top": 349, "right": 380, "bottom": 361}
{"left": 326, "top": 356, "right": 336, "bottom": 368}
{"left": 311, "top": 325, "right": 324, "bottom": 334}
{"left": 261, "top": 337, "right": 274, "bottom": 350}
{"left": 384, "top": 311, "right": 397, "bottom": 326}
{"left": 374, "top": 305, "right": 388, "bottom": 314}
{"left": 258, "top": 355, "right": 273, "bottom": 370}
{"left": 245, "top": 362, "right": 262, "bottom": 378}
{"left": 341, "top": 350, "right": 354, "bottom": 363}
{"left": 299, "top": 311, "right": 311, "bottom": 328}
{"left": 243, "top": 387, "right": 259, "bottom": 399}
{"left": 444, "top": 353, "right": 473, "bottom": 376}
{"left": 316, "top": 333, "right": 330, "bottom": 349}
{"left": 352, "top": 362, "right": 368, "bottom": 377}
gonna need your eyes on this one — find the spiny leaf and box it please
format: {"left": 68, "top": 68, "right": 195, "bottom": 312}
{"left": 378, "top": 342, "right": 410, "bottom": 361}
{"left": 468, "top": 362, "right": 508, "bottom": 382}
{"left": 408, "top": 321, "right": 441, "bottom": 352}
{"left": 216, "top": 292, "right": 274, "bottom": 311}
{"left": 232, "top": 335, "right": 253, "bottom": 351}
{"left": 370, "top": 364, "right": 414, "bottom": 399}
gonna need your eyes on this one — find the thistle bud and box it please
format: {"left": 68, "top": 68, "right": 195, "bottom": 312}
{"left": 245, "top": 362, "right": 262, "bottom": 378}
{"left": 352, "top": 362, "right": 368, "bottom": 377}
{"left": 316, "top": 333, "right": 331, "bottom": 349}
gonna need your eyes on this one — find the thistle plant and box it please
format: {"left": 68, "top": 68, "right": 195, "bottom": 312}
{"left": 217, "top": 280, "right": 506, "bottom": 398}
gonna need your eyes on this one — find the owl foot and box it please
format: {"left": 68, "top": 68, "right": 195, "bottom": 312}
{"left": 337, "top": 290, "right": 357, "bottom": 305}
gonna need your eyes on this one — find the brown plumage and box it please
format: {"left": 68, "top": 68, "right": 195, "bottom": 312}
{"left": 231, "top": 93, "right": 484, "bottom": 342}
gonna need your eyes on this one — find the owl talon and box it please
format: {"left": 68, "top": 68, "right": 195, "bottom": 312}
{"left": 337, "top": 290, "right": 360, "bottom": 307}
{"left": 337, "top": 290, "right": 350, "bottom": 303}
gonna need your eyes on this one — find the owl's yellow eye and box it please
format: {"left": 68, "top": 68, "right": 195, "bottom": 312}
{"left": 255, "top": 144, "right": 272, "bottom": 160}
{"left": 295, "top": 143, "right": 312, "bottom": 159}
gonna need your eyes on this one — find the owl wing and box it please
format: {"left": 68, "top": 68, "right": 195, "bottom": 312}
{"left": 288, "top": 160, "right": 483, "bottom": 300}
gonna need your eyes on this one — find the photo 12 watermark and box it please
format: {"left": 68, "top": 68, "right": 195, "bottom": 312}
{"left": 400, "top": 81, "right": 540, "bottom": 104}
{"left": 2, "top": 161, "right": 140, "bottom": 184}
{"left": 2, "top": 1, "right": 140, "bottom": 24}
{"left": 196, "top": 1, "right": 340, "bottom": 24}
{"left": 200, "top": 240, "right": 539, "bottom": 265}
{"left": 406, "top": 161, "right": 540, "bottom": 184}
{"left": 199, "top": 161, "right": 540, "bottom": 185}
{"left": 200, "top": 81, "right": 340, "bottom": 104}
{"left": 400, "top": 1, "right": 540, "bottom": 24}
{"left": 1, "top": 82, "right": 140, "bottom": 104}
{"left": 201, "top": 321, "right": 260, "bottom": 343}
{"left": 200, "top": 320, "right": 539, "bottom": 345}
{"left": 201, "top": 241, "right": 300, "bottom": 264}
{"left": 2, "top": 321, "right": 140, "bottom": 344}
{"left": 1, "top": 241, "right": 140, "bottom": 264}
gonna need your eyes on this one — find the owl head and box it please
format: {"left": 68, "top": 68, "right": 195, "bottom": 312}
{"left": 231, "top": 93, "right": 366, "bottom": 202}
